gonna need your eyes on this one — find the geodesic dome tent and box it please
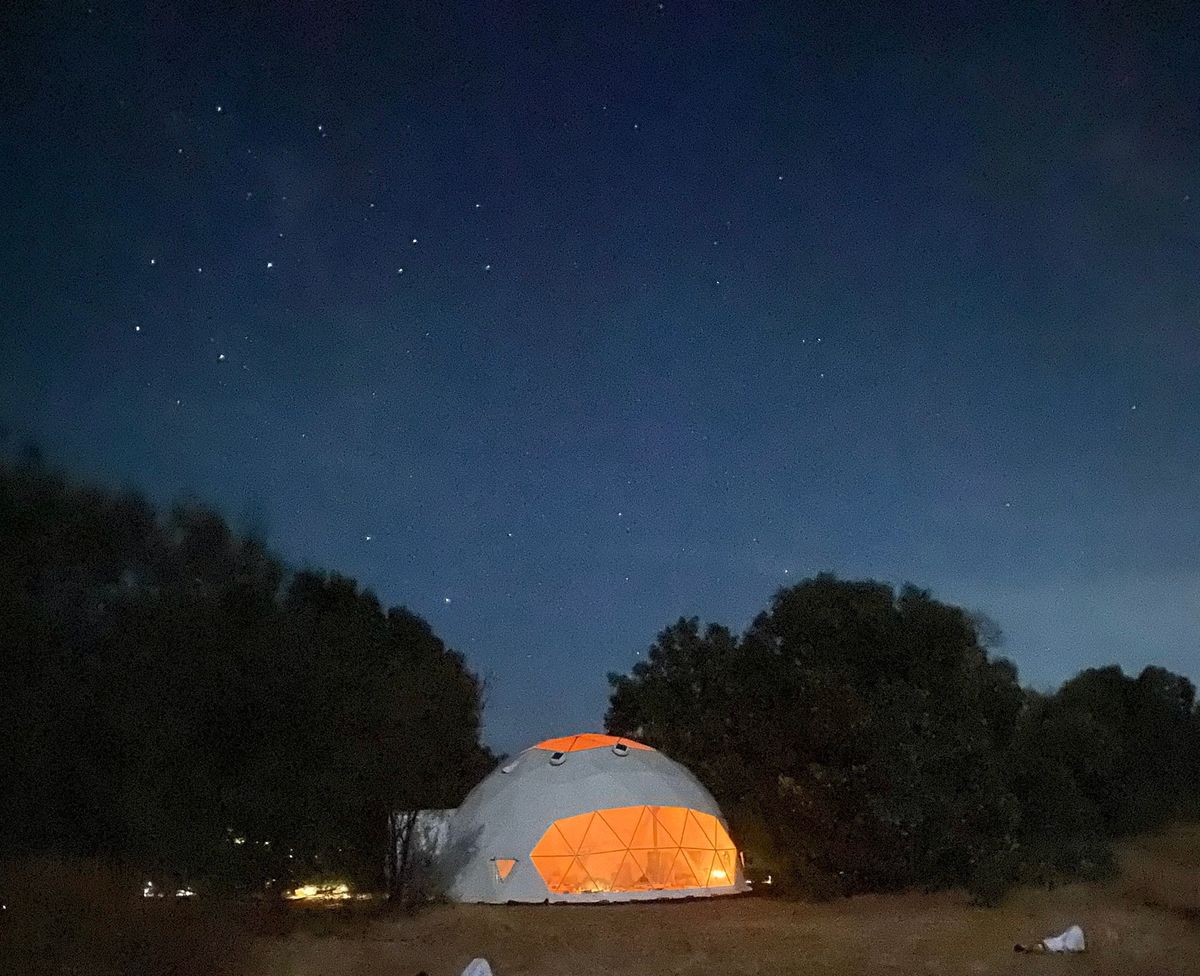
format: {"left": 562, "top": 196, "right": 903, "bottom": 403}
{"left": 442, "top": 733, "right": 745, "bottom": 903}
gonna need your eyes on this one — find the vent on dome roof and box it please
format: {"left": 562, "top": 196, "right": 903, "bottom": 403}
{"left": 548, "top": 751, "right": 566, "bottom": 766}
{"left": 612, "top": 742, "right": 630, "bottom": 757}
{"left": 501, "top": 759, "right": 519, "bottom": 774}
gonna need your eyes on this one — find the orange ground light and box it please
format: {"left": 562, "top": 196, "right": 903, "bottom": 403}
{"left": 529, "top": 805, "right": 737, "bottom": 894}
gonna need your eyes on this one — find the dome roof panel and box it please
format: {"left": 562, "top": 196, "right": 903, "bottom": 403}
{"left": 533, "top": 732, "right": 654, "bottom": 753}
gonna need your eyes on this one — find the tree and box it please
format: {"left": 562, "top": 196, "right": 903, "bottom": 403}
{"left": 0, "top": 455, "right": 493, "bottom": 891}
{"left": 608, "top": 575, "right": 1028, "bottom": 901}
{"left": 608, "top": 575, "right": 1200, "bottom": 902}
{"left": 1015, "top": 664, "right": 1200, "bottom": 839}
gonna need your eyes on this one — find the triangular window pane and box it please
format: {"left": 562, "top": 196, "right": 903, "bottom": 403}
{"left": 597, "top": 806, "right": 641, "bottom": 846}
{"left": 710, "top": 849, "right": 735, "bottom": 884}
{"left": 612, "top": 852, "right": 648, "bottom": 889}
{"left": 560, "top": 857, "right": 593, "bottom": 893}
{"left": 682, "top": 811, "right": 715, "bottom": 849}
{"left": 578, "top": 812, "right": 625, "bottom": 853}
{"left": 580, "top": 849, "right": 626, "bottom": 891}
{"left": 714, "top": 819, "right": 735, "bottom": 850}
{"left": 530, "top": 822, "right": 572, "bottom": 857}
{"left": 531, "top": 854, "right": 574, "bottom": 891}
{"left": 554, "top": 812, "right": 592, "bottom": 853}
{"left": 627, "top": 806, "right": 660, "bottom": 849}
{"left": 652, "top": 806, "right": 688, "bottom": 846}
{"left": 668, "top": 848, "right": 700, "bottom": 887}
{"left": 683, "top": 848, "right": 715, "bottom": 885}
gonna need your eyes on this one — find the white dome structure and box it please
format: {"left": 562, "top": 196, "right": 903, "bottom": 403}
{"left": 442, "top": 733, "right": 746, "bottom": 903}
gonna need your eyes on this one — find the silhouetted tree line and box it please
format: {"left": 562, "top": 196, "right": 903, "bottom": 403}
{"left": 607, "top": 576, "right": 1200, "bottom": 903}
{"left": 5, "top": 453, "right": 1198, "bottom": 905}
{"left": 0, "top": 454, "right": 493, "bottom": 893}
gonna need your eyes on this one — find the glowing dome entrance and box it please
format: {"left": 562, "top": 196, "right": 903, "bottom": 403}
{"left": 530, "top": 805, "right": 737, "bottom": 894}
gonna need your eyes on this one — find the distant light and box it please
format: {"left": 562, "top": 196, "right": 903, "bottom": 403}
{"left": 134, "top": 325, "right": 141, "bottom": 332}
{"left": 175, "top": 887, "right": 195, "bottom": 898}
{"left": 286, "top": 882, "right": 351, "bottom": 901}
{"left": 364, "top": 534, "right": 373, "bottom": 542}
{"left": 232, "top": 835, "right": 246, "bottom": 845}
{"left": 149, "top": 258, "right": 156, "bottom": 265}
{"left": 444, "top": 596, "right": 452, "bottom": 604}
{"left": 266, "top": 261, "right": 273, "bottom": 269}
{"left": 216, "top": 105, "right": 223, "bottom": 113}
{"left": 411, "top": 238, "right": 418, "bottom": 244}
{"left": 218, "top": 353, "right": 226, "bottom": 361}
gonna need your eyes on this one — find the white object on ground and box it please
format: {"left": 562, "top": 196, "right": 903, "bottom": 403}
{"left": 462, "top": 959, "right": 494, "bottom": 976}
{"left": 1042, "top": 925, "right": 1086, "bottom": 953}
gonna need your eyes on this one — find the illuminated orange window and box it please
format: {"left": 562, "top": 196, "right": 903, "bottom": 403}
{"left": 533, "top": 734, "right": 654, "bottom": 754}
{"left": 493, "top": 858, "right": 516, "bottom": 882}
{"left": 530, "top": 806, "right": 737, "bottom": 894}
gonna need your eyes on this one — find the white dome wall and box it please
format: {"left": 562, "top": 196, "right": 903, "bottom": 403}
{"left": 443, "top": 742, "right": 746, "bottom": 903}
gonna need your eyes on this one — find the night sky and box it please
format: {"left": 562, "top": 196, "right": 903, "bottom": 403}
{"left": 3, "top": 3, "right": 1198, "bottom": 753}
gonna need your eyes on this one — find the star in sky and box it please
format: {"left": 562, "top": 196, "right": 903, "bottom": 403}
{"left": 4, "top": 2, "right": 1198, "bottom": 754}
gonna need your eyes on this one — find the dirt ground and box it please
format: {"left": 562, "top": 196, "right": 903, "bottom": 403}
{"left": 254, "top": 827, "right": 1200, "bottom": 976}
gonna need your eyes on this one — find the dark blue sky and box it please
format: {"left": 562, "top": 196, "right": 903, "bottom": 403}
{"left": 3, "top": 2, "right": 1198, "bottom": 753}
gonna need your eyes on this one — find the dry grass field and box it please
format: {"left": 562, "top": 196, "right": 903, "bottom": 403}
{"left": 1117, "top": 823, "right": 1200, "bottom": 922}
{"left": 256, "top": 825, "right": 1200, "bottom": 976}
{"left": 4, "top": 825, "right": 1198, "bottom": 976}
{"left": 257, "top": 884, "right": 1200, "bottom": 976}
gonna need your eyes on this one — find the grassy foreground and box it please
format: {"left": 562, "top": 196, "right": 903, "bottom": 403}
{"left": 263, "top": 824, "right": 1200, "bottom": 976}
{"left": 4, "top": 826, "right": 1198, "bottom": 976}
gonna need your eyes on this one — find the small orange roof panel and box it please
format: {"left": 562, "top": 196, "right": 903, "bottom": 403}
{"left": 533, "top": 733, "right": 654, "bottom": 753}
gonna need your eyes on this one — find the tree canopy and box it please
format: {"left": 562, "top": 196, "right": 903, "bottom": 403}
{"left": 607, "top": 574, "right": 1200, "bottom": 902}
{"left": 0, "top": 454, "right": 493, "bottom": 891}
{"left": 6, "top": 451, "right": 1198, "bottom": 905}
